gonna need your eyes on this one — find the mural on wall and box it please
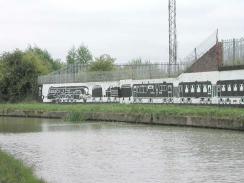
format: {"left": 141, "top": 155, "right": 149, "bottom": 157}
{"left": 37, "top": 70, "right": 244, "bottom": 105}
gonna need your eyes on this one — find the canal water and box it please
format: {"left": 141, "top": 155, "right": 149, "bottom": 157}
{"left": 0, "top": 117, "right": 244, "bottom": 183}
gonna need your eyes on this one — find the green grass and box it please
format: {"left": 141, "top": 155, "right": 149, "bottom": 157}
{"left": 0, "top": 102, "right": 244, "bottom": 120}
{"left": 0, "top": 149, "right": 45, "bottom": 183}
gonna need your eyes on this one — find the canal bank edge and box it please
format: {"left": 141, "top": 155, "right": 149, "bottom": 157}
{"left": 0, "top": 109, "right": 244, "bottom": 131}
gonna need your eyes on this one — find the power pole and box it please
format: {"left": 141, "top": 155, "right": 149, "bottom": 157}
{"left": 168, "top": 0, "right": 177, "bottom": 76}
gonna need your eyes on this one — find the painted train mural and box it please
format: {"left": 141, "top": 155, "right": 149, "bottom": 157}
{"left": 37, "top": 69, "right": 244, "bottom": 105}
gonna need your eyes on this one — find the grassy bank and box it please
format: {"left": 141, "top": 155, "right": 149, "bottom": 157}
{"left": 0, "top": 149, "right": 45, "bottom": 183}
{"left": 0, "top": 102, "right": 244, "bottom": 120}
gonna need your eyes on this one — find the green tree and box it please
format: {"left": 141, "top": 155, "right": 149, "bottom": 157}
{"left": 0, "top": 49, "right": 50, "bottom": 102}
{"left": 66, "top": 45, "right": 77, "bottom": 65}
{"left": 26, "top": 44, "right": 63, "bottom": 72}
{"left": 66, "top": 44, "right": 92, "bottom": 65}
{"left": 126, "top": 57, "right": 151, "bottom": 66}
{"left": 88, "top": 54, "right": 116, "bottom": 72}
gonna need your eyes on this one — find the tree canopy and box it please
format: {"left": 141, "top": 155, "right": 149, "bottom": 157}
{"left": 88, "top": 54, "right": 116, "bottom": 72}
{"left": 27, "top": 45, "right": 64, "bottom": 72}
{"left": 66, "top": 44, "right": 92, "bottom": 65}
{"left": 0, "top": 46, "right": 63, "bottom": 102}
{"left": 0, "top": 50, "right": 41, "bottom": 102}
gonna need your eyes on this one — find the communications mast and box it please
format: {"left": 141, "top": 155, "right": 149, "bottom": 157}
{"left": 168, "top": 0, "right": 177, "bottom": 75}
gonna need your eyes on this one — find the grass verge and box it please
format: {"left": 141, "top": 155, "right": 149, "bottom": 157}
{"left": 0, "top": 149, "right": 45, "bottom": 183}
{"left": 0, "top": 102, "right": 244, "bottom": 121}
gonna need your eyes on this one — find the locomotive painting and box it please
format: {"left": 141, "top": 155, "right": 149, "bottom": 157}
{"left": 47, "top": 86, "right": 90, "bottom": 103}
{"left": 38, "top": 69, "right": 244, "bottom": 106}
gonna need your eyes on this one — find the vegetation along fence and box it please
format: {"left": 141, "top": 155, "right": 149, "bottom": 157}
{"left": 222, "top": 38, "right": 244, "bottom": 66}
{"left": 38, "top": 63, "right": 188, "bottom": 84}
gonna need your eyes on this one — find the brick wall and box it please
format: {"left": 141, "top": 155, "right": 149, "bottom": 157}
{"left": 185, "top": 42, "right": 222, "bottom": 73}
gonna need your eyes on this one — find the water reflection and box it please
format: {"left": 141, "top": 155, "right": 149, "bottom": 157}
{"left": 0, "top": 117, "right": 244, "bottom": 183}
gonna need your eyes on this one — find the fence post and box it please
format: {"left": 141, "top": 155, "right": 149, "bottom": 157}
{"left": 221, "top": 39, "right": 224, "bottom": 65}
{"left": 233, "top": 38, "right": 236, "bottom": 64}
{"left": 194, "top": 48, "right": 197, "bottom": 61}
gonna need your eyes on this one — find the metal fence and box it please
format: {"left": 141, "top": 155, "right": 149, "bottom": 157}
{"left": 39, "top": 30, "right": 244, "bottom": 85}
{"left": 38, "top": 63, "right": 187, "bottom": 84}
{"left": 180, "top": 30, "right": 219, "bottom": 72}
{"left": 222, "top": 38, "right": 244, "bottom": 65}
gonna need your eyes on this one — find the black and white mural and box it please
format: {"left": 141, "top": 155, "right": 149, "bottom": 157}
{"left": 37, "top": 69, "right": 244, "bottom": 105}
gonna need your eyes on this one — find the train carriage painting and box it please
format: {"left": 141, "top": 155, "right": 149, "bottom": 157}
{"left": 217, "top": 80, "right": 244, "bottom": 104}
{"left": 178, "top": 81, "right": 213, "bottom": 104}
{"left": 132, "top": 82, "right": 174, "bottom": 103}
{"left": 38, "top": 69, "right": 244, "bottom": 106}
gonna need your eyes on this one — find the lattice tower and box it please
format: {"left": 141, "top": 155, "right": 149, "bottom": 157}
{"left": 168, "top": 0, "right": 177, "bottom": 66}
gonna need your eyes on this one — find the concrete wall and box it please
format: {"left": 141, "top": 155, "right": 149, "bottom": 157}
{"left": 1, "top": 110, "right": 244, "bottom": 131}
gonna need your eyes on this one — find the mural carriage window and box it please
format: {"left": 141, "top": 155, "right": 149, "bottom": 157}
{"left": 233, "top": 84, "right": 238, "bottom": 91}
{"left": 133, "top": 86, "right": 137, "bottom": 92}
{"left": 168, "top": 85, "right": 172, "bottom": 91}
{"left": 160, "top": 85, "right": 167, "bottom": 91}
{"left": 240, "top": 84, "right": 244, "bottom": 91}
{"left": 190, "top": 85, "right": 195, "bottom": 93}
{"left": 140, "top": 85, "right": 147, "bottom": 93}
{"left": 185, "top": 85, "right": 189, "bottom": 93}
{"left": 217, "top": 85, "right": 221, "bottom": 92}
{"left": 222, "top": 85, "right": 226, "bottom": 91}
{"left": 196, "top": 85, "right": 201, "bottom": 93}
{"left": 203, "top": 85, "right": 207, "bottom": 93}
{"left": 208, "top": 85, "right": 211, "bottom": 92}
{"left": 148, "top": 85, "right": 154, "bottom": 90}
{"left": 227, "top": 84, "right": 231, "bottom": 91}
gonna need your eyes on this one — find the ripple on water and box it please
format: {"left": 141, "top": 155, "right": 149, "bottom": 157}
{"left": 0, "top": 118, "right": 244, "bottom": 183}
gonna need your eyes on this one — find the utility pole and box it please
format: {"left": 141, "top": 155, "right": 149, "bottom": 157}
{"left": 168, "top": 0, "right": 177, "bottom": 76}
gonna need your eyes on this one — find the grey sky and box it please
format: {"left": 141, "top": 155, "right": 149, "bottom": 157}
{"left": 0, "top": 0, "right": 243, "bottom": 64}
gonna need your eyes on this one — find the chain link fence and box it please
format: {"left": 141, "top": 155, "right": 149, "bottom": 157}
{"left": 38, "top": 63, "right": 187, "bottom": 84}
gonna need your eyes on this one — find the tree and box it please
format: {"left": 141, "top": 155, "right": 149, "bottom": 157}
{"left": 126, "top": 57, "right": 151, "bottom": 66}
{"left": 66, "top": 45, "right": 77, "bottom": 65}
{"left": 88, "top": 54, "right": 116, "bottom": 72}
{"left": 26, "top": 44, "right": 64, "bottom": 72}
{"left": 0, "top": 49, "right": 51, "bottom": 102}
{"left": 66, "top": 44, "right": 92, "bottom": 65}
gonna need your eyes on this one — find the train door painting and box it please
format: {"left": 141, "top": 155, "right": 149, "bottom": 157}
{"left": 37, "top": 84, "right": 43, "bottom": 102}
{"left": 168, "top": 84, "right": 173, "bottom": 98}
{"left": 207, "top": 84, "right": 212, "bottom": 97}
{"left": 120, "top": 84, "right": 132, "bottom": 98}
{"left": 179, "top": 85, "right": 183, "bottom": 98}
{"left": 155, "top": 84, "right": 159, "bottom": 97}
{"left": 133, "top": 85, "right": 138, "bottom": 97}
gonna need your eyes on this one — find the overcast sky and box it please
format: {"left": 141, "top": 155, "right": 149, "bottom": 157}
{"left": 0, "top": 0, "right": 243, "bottom": 64}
